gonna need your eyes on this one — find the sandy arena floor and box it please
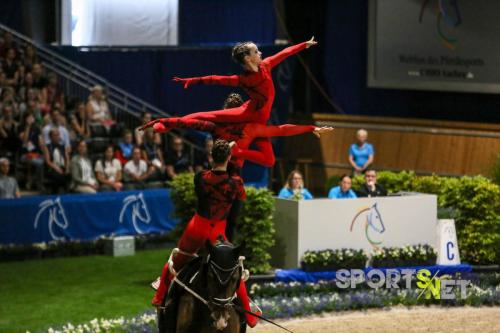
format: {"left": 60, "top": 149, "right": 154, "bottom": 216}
{"left": 251, "top": 306, "right": 500, "bottom": 333}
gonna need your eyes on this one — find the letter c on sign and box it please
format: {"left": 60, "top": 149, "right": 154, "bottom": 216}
{"left": 446, "top": 241, "right": 455, "bottom": 260}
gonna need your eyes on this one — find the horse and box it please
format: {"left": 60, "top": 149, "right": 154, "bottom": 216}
{"left": 350, "top": 202, "right": 386, "bottom": 250}
{"left": 34, "top": 197, "right": 69, "bottom": 240}
{"left": 119, "top": 192, "right": 151, "bottom": 234}
{"left": 158, "top": 240, "right": 245, "bottom": 333}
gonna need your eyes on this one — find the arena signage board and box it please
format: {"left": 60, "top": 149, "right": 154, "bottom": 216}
{"left": 368, "top": 0, "right": 500, "bottom": 94}
{"left": 272, "top": 194, "right": 437, "bottom": 268}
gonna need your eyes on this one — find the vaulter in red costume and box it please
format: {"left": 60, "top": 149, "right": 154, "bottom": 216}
{"left": 171, "top": 37, "right": 318, "bottom": 167}
{"left": 141, "top": 116, "right": 332, "bottom": 169}
{"left": 152, "top": 140, "right": 261, "bottom": 327}
{"left": 141, "top": 92, "right": 332, "bottom": 169}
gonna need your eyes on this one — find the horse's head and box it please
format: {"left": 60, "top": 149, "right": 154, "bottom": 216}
{"left": 205, "top": 238, "right": 243, "bottom": 330}
{"left": 367, "top": 203, "right": 385, "bottom": 234}
{"left": 133, "top": 193, "right": 151, "bottom": 224}
{"left": 51, "top": 197, "right": 69, "bottom": 230}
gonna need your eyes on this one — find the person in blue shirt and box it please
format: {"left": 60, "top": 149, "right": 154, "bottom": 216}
{"left": 328, "top": 174, "right": 357, "bottom": 199}
{"left": 278, "top": 170, "right": 313, "bottom": 200}
{"left": 348, "top": 129, "right": 374, "bottom": 175}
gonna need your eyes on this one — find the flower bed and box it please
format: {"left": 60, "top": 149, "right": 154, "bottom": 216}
{"left": 46, "top": 312, "right": 157, "bottom": 333}
{"left": 301, "top": 248, "right": 368, "bottom": 271}
{"left": 371, "top": 244, "right": 437, "bottom": 267}
{"left": 301, "top": 245, "right": 437, "bottom": 272}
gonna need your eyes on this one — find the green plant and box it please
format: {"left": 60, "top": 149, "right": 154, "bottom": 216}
{"left": 236, "top": 187, "right": 276, "bottom": 273}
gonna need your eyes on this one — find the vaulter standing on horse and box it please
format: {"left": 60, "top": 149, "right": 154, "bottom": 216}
{"left": 152, "top": 139, "right": 262, "bottom": 327}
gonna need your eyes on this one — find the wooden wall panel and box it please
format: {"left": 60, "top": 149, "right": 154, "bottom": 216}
{"left": 277, "top": 114, "right": 500, "bottom": 194}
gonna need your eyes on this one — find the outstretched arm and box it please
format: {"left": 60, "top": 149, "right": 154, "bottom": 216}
{"left": 173, "top": 75, "right": 239, "bottom": 89}
{"left": 140, "top": 117, "right": 217, "bottom": 133}
{"left": 263, "top": 37, "right": 317, "bottom": 69}
{"left": 231, "top": 125, "right": 333, "bottom": 167}
{"left": 246, "top": 123, "right": 333, "bottom": 139}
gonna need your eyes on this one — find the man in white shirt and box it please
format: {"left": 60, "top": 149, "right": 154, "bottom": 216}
{"left": 42, "top": 110, "right": 71, "bottom": 149}
{"left": 123, "top": 147, "right": 154, "bottom": 190}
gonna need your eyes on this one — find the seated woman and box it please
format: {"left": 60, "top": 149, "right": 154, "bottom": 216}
{"left": 278, "top": 170, "right": 313, "bottom": 200}
{"left": 95, "top": 145, "right": 123, "bottom": 192}
{"left": 328, "top": 174, "right": 357, "bottom": 199}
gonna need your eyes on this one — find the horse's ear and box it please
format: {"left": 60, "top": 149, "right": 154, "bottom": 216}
{"left": 232, "top": 241, "right": 244, "bottom": 259}
{"left": 205, "top": 240, "right": 215, "bottom": 254}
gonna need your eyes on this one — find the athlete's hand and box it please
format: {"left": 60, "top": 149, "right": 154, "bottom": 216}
{"left": 313, "top": 126, "right": 333, "bottom": 138}
{"left": 139, "top": 119, "right": 161, "bottom": 131}
{"left": 172, "top": 77, "right": 195, "bottom": 89}
{"left": 305, "top": 36, "right": 318, "bottom": 49}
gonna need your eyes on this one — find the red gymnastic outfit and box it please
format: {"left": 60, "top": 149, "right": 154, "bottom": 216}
{"left": 152, "top": 118, "right": 316, "bottom": 168}
{"left": 152, "top": 170, "right": 259, "bottom": 326}
{"left": 178, "top": 42, "right": 307, "bottom": 125}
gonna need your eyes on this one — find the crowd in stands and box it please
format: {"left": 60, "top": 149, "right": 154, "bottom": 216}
{"left": 0, "top": 30, "right": 384, "bottom": 201}
{"left": 0, "top": 32, "right": 211, "bottom": 199}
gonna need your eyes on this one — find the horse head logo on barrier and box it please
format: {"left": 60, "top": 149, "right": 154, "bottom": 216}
{"left": 350, "top": 202, "right": 386, "bottom": 250}
{"left": 119, "top": 192, "right": 151, "bottom": 234}
{"left": 34, "top": 197, "right": 70, "bottom": 241}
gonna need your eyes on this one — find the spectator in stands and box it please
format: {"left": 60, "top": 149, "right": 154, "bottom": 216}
{"left": 18, "top": 111, "right": 44, "bottom": 190}
{"left": 356, "top": 169, "right": 387, "bottom": 197}
{"left": 328, "top": 174, "right": 357, "bottom": 199}
{"left": 115, "top": 129, "right": 134, "bottom": 165}
{"left": 123, "top": 147, "right": 154, "bottom": 190}
{"left": 278, "top": 170, "right": 313, "bottom": 200}
{"left": 42, "top": 128, "right": 70, "bottom": 194}
{"left": 141, "top": 128, "right": 164, "bottom": 178}
{"left": 31, "top": 63, "right": 48, "bottom": 89}
{"left": 69, "top": 101, "right": 90, "bottom": 142}
{"left": 165, "top": 135, "right": 193, "bottom": 179}
{"left": 348, "top": 129, "right": 374, "bottom": 175}
{"left": 1, "top": 87, "right": 20, "bottom": 119}
{"left": 70, "top": 140, "right": 98, "bottom": 193}
{"left": 0, "top": 32, "right": 18, "bottom": 58}
{"left": 18, "top": 72, "right": 34, "bottom": 107}
{"left": 194, "top": 136, "right": 214, "bottom": 172}
{"left": 0, "top": 157, "right": 20, "bottom": 198}
{"left": 42, "top": 109, "right": 70, "bottom": 149}
{"left": 2, "top": 48, "right": 19, "bottom": 87}
{"left": 22, "top": 45, "right": 38, "bottom": 70}
{"left": 0, "top": 104, "right": 20, "bottom": 160}
{"left": 95, "top": 145, "right": 123, "bottom": 192}
{"left": 40, "top": 72, "right": 65, "bottom": 114}
{"left": 135, "top": 112, "right": 152, "bottom": 146}
{"left": 86, "top": 85, "right": 114, "bottom": 128}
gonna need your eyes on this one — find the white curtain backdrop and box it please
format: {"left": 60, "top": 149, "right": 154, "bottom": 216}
{"left": 64, "top": 0, "right": 178, "bottom": 46}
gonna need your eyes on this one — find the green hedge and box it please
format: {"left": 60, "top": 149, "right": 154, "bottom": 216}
{"left": 327, "top": 171, "right": 500, "bottom": 265}
{"left": 169, "top": 173, "right": 275, "bottom": 273}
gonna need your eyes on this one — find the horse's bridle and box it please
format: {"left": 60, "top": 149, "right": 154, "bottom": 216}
{"left": 207, "top": 254, "right": 245, "bottom": 309}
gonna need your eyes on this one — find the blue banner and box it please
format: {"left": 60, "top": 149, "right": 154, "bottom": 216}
{"left": 0, "top": 189, "right": 178, "bottom": 245}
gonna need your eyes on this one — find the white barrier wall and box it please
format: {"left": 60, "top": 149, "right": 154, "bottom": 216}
{"left": 271, "top": 195, "right": 438, "bottom": 268}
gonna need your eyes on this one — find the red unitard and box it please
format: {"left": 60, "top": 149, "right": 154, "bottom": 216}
{"left": 177, "top": 42, "right": 307, "bottom": 125}
{"left": 152, "top": 169, "right": 259, "bottom": 326}
{"left": 150, "top": 118, "right": 316, "bottom": 168}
